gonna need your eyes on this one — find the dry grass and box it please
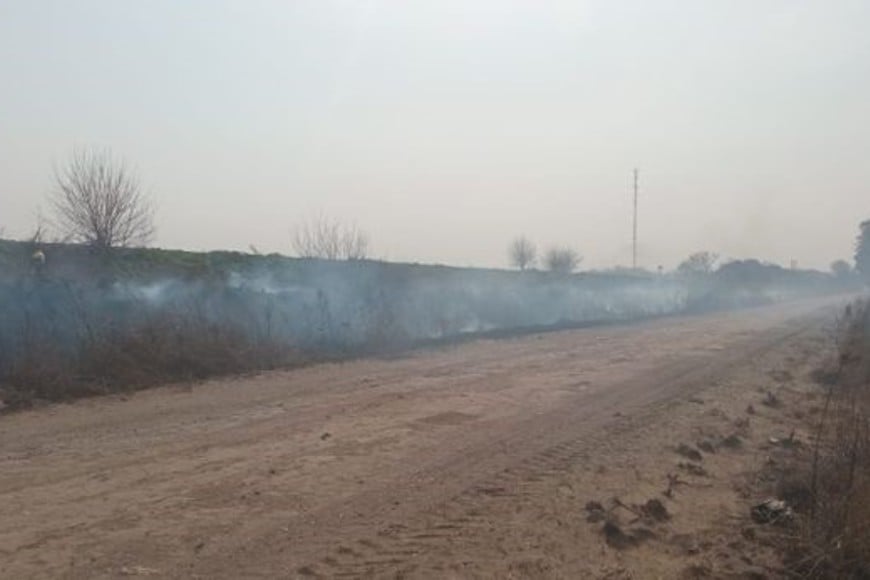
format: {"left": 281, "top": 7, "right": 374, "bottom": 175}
{"left": 782, "top": 300, "right": 870, "bottom": 579}
{"left": 0, "top": 276, "right": 306, "bottom": 408}
{"left": 1, "top": 311, "right": 296, "bottom": 408}
{"left": 0, "top": 271, "right": 411, "bottom": 409}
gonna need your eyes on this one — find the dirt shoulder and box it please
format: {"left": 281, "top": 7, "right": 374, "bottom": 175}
{"left": 0, "top": 296, "right": 848, "bottom": 579}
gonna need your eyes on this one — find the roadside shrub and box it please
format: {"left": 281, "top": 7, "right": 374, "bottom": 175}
{"left": 785, "top": 301, "right": 870, "bottom": 578}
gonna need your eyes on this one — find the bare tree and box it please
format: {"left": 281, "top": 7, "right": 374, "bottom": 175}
{"left": 509, "top": 236, "right": 536, "bottom": 270}
{"left": 293, "top": 216, "right": 370, "bottom": 260}
{"left": 339, "top": 223, "right": 369, "bottom": 260}
{"left": 50, "top": 148, "right": 155, "bottom": 251}
{"left": 543, "top": 246, "right": 581, "bottom": 274}
{"left": 677, "top": 251, "right": 719, "bottom": 276}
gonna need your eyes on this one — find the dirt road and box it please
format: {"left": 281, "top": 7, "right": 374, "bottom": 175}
{"left": 0, "top": 296, "right": 849, "bottom": 579}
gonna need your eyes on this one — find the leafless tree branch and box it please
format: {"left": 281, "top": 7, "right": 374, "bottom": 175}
{"left": 509, "top": 236, "right": 536, "bottom": 270}
{"left": 50, "top": 148, "right": 155, "bottom": 251}
{"left": 292, "top": 216, "right": 370, "bottom": 260}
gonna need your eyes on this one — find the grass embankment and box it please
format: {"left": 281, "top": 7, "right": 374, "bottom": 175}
{"left": 0, "top": 242, "right": 292, "bottom": 407}
{"left": 0, "top": 239, "right": 684, "bottom": 409}
{"left": 0, "top": 239, "right": 844, "bottom": 410}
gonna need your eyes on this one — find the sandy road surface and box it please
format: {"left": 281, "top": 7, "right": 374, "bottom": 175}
{"left": 0, "top": 296, "right": 849, "bottom": 579}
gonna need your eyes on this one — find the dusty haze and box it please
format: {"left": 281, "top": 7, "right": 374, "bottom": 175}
{"left": 1, "top": 0, "right": 869, "bottom": 269}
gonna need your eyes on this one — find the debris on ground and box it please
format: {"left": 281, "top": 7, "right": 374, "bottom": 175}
{"left": 680, "top": 563, "right": 712, "bottom": 579}
{"left": 640, "top": 498, "right": 670, "bottom": 522}
{"left": 585, "top": 500, "right": 607, "bottom": 523}
{"left": 705, "top": 407, "right": 729, "bottom": 420}
{"left": 602, "top": 521, "right": 656, "bottom": 550}
{"left": 697, "top": 438, "right": 717, "bottom": 453}
{"left": 762, "top": 391, "right": 781, "bottom": 408}
{"left": 320, "top": 432, "right": 331, "bottom": 440}
{"left": 676, "top": 443, "right": 703, "bottom": 462}
{"left": 740, "top": 565, "right": 770, "bottom": 580}
{"left": 670, "top": 533, "right": 702, "bottom": 556}
{"left": 750, "top": 499, "right": 793, "bottom": 525}
{"left": 119, "top": 566, "right": 161, "bottom": 576}
{"left": 768, "top": 430, "right": 801, "bottom": 449}
{"left": 677, "top": 461, "right": 709, "bottom": 477}
{"left": 782, "top": 430, "right": 800, "bottom": 448}
{"left": 611, "top": 497, "right": 642, "bottom": 518}
{"left": 663, "top": 473, "right": 689, "bottom": 498}
{"left": 607, "top": 496, "right": 672, "bottom": 524}
{"left": 746, "top": 404, "right": 756, "bottom": 415}
{"left": 602, "top": 521, "right": 633, "bottom": 549}
{"left": 720, "top": 433, "right": 743, "bottom": 449}
{"left": 734, "top": 416, "right": 751, "bottom": 431}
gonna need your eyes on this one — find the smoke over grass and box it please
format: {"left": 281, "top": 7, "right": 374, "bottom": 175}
{"left": 0, "top": 241, "right": 843, "bottom": 408}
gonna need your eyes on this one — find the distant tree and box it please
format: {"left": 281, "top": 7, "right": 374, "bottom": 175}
{"left": 677, "top": 251, "right": 719, "bottom": 276}
{"left": 50, "top": 148, "right": 155, "bottom": 251}
{"left": 830, "top": 259, "right": 852, "bottom": 279}
{"left": 856, "top": 220, "right": 870, "bottom": 282}
{"left": 543, "top": 246, "right": 581, "bottom": 274}
{"left": 508, "top": 236, "right": 536, "bottom": 270}
{"left": 293, "top": 216, "right": 370, "bottom": 260}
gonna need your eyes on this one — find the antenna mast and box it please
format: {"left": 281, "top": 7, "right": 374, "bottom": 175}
{"left": 632, "top": 168, "right": 639, "bottom": 270}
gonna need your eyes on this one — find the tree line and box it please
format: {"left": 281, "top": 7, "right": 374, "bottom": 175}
{"left": 10, "top": 145, "right": 870, "bottom": 279}
{"left": 17, "top": 146, "right": 372, "bottom": 263}
{"left": 508, "top": 236, "right": 582, "bottom": 274}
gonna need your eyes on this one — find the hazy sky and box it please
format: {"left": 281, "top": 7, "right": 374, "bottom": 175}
{"left": 2, "top": 1, "right": 869, "bottom": 270}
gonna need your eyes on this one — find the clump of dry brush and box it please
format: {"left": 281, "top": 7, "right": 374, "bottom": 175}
{"left": 0, "top": 276, "right": 296, "bottom": 408}
{"left": 784, "top": 300, "right": 870, "bottom": 579}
